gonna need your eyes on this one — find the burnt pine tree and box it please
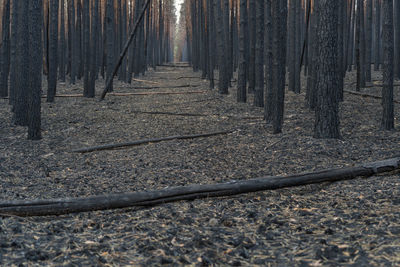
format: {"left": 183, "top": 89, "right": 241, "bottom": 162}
{"left": 47, "top": 0, "right": 59, "bottom": 102}
{"left": 253, "top": 0, "right": 264, "bottom": 107}
{"left": 28, "top": 0, "right": 43, "bottom": 140}
{"left": 381, "top": 0, "right": 394, "bottom": 130}
{"left": 237, "top": 0, "right": 248, "bottom": 102}
{"left": 13, "top": 0, "right": 29, "bottom": 126}
{"left": 59, "top": 0, "right": 66, "bottom": 82}
{"left": 248, "top": 0, "right": 256, "bottom": 93}
{"left": 314, "top": 0, "right": 341, "bottom": 139}
{"left": 105, "top": 0, "right": 115, "bottom": 92}
{"left": 374, "top": 0, "right": 381, "bottom": 71}
{"left": 264, "top": 0, "right": 273, "bottom": 121}
{"left": 270, "top": 0, "right": 287, "bottom": 134}
{"left": 83, "top": 0, "right": 91, "bottom": 97}
{"left": 0, "top": 0, "right": 10, "bottom": 98}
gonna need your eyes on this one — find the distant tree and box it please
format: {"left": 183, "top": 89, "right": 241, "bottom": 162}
{"left": 314, "top": 0, "right": 341, "bottom": 139}
{"left": 381, "top": 0, "right": 394, "bottom": 130}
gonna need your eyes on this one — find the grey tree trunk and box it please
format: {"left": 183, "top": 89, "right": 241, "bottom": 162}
{"left": 237, "top": 0, "right": 247, "bottom": 102}
{"left": 68, "top": 0, "right": 76, "bottom": 84}
{"left": 88, "top": 0, "right": 99, "bottom": 98}
{"left": 9, "top": 0, "right": 19, "bottom": 106}
{"left": 28, "top": 0, "right": 43, "bottom": 140}
{"left": 0, "top": 0, "right": 10, "bottom": 97}
{"left": 215, "top": 0, "right": 228, "bottom": 94}
{"left": 248, "top": 0, "right": 256, "bottom": 93}
{"left": 381, "top": 0, "right": 394, "bottom": 130}
{"left": 13, "top": 0, "right": 29, "bottom": 126}
{"left": 365, "top": 0, "right": 372, "bottom": 82}
{"left": 374, "top": 0, "right": 381, "bottom": 71}
{"left": 270, "top": 0, "right": 287, "bottom": 134}
{"left": 59, "top": 0, "right": 66, "bottom": 82}
{"left": 105, "top": 0, "right": 115, "bottom": 92}
{"left": 394, "top": 0, "right": 400, "bottom": 79}
{"left": 207, "top": 0, "right": 215, "bottom": 89}
{"left": 264, "top": 0, "right": 273, "bottom": 121}
{"left": 253, "top": 0, "right": 264, "bottom": 107}
{"left": 83, "top": 0, "right": 90, "bottom": 97}
{"left": 47, "top": 0, "right": 59, "bottom": 102}
{"left": 314, "top": 0, "right": 341, "bottom": 139}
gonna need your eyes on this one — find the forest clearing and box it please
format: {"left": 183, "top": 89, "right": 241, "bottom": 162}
{"left": 0, "top": 0, "right": 400, "bottom": 266}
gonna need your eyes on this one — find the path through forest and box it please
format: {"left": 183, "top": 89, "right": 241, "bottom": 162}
{"left": 0, "top": 65, "right": 399, "bottom": 265}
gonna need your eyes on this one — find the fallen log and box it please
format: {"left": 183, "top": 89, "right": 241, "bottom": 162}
{"left": 0, "top": 157, "right": 399, "bottom": 216}
{"left": 344, "top": 90, "right": 400, "bottom": 103}
{"left": 131, "top": 78, "right": 160, "bottom": 84}
{"left": 72, "top": 130, "right": 233, "bottom": 153}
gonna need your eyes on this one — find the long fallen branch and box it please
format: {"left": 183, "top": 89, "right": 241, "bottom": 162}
{"left": 72, "top": 130, "right": 233, "bottom": 153}
{"left": 131, "top": 110, "right": 264, "bottom": 120}
{"left": 344, "top": 90, "right": 400, "bottom": 103}
{"left": 0, "top": 157, "right": 399, "bottom": 216}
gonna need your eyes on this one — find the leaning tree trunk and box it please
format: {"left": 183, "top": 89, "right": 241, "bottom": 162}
{"left": 28, "top": 0, "right": 43, "bottom": 140}
{"left": 47, "top": 0, "right": 59, "bottom": 102}
{"left": 314, "top": 0, "right": 341, "bottom": 139}
{"left": 381, "top": 0, "right": 394, "bottom": 130}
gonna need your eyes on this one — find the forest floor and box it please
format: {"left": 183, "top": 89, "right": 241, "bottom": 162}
{"left": 0, "top": 65, "right": 400, "bottom": 266}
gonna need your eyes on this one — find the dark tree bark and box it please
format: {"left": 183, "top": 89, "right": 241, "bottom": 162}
{"left": 13, "top": 0, "right": 29, "bottom": 126}
{"left": 381, "top": 0, "right": 394, "bottom": 130}
{"left": 0, "top": 0, "right": 10, "bottom": 98}
{"left": 374, "top": 0, "right": 381, "bottom": 71}
{"left": 394, "top": 0, "right": 400, "bottom": 79}
{"left": 28, "top": 0, "right": 43, "bottom": 140}
{"left": 247, "top": 0, "right": 256, "bottom": 93}
{"left": 9, "top": 0, "right": 19, "bottom": 106}
{"left": 76, "top": 0, "right": 82, "bottom": 79}
{"left": 365, "top": 0, "right": 373, "bottom": 82}
{"left": 207, "top": 0, "right": 215, "bottom": 89}
{"left": 237, "top": 0, "right": 247, "bottom": 102}
{"left": 270, "top": 0, "right": 287, "bottom": 134}
{"left": 264, "top": 0, "right": 273, "bottom": 121}
{"left": 68, "top": 0, "right": 76, "bottom": 84}
{"left": 83, "top": 0, "right": 91, "bottom": 97}
{"left": 215, "top": 0, "right": 228, "bottom": 94}
{"left": 47, "top": 0, "right": 59, "bottom": 102}
{"left": 105, "top": 0, "right": 115, "bottom": 92}
{"left": 87, "top": 0, "right": 99, "bottom": 98}
{"left": 314, "top": 0, "right": 341, "bottom": 139}
{"left": 59, "top": 0, "right": 66, "bottom": 82}
{"left": 253, "top": 0, "right": 264, "bottom": 107}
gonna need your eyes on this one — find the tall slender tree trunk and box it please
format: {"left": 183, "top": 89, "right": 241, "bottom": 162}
{"left": 0, "top": 0, "right": 10, "bottom": 97}
{"left": 381, "top": 0, "right": 394, "bottom": 130}
{"left": 47, "top": 0, "right": 59, "bottom": 102}
{"left": 237, "top": 0, "right": 247, "bottom": 102}
{"left": 248, "top": 0, "right": 256, "bottom": 93}
{"left": 105, "top": 0, "right": 115, "bottom": 92}
{"left": 253, "top": 0, "right": 264, "bottom": 107}
{"left": 28, "top": 0, "right": 43, "bottom": 140}
{"left": 374, "top": 0, "right": 381, "bottom": 71}
{"left": 59, "top": 0, "right": 66, "bottom": 82}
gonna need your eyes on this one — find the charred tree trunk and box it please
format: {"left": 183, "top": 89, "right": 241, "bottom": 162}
{"left": 237, "top": 0, "right": 247, "bottom": 102}
{"left": 47, "top": 0, "right": 59, "bottom": 102}
{"left": 0, "top": 0, "right": 10, "bottom": 98}
{"left": 253, "top": 0, "right": 264, "bottom": 107}
{"left": 381, "top": 0, "right": 394, "bottom": 130}
{"left": 314, "top": 0, "right": 341, "bottom": 139}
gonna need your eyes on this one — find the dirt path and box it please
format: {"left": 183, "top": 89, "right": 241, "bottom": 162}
{"left": 0, "top": 66, "right": 399, "bottom": 266}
